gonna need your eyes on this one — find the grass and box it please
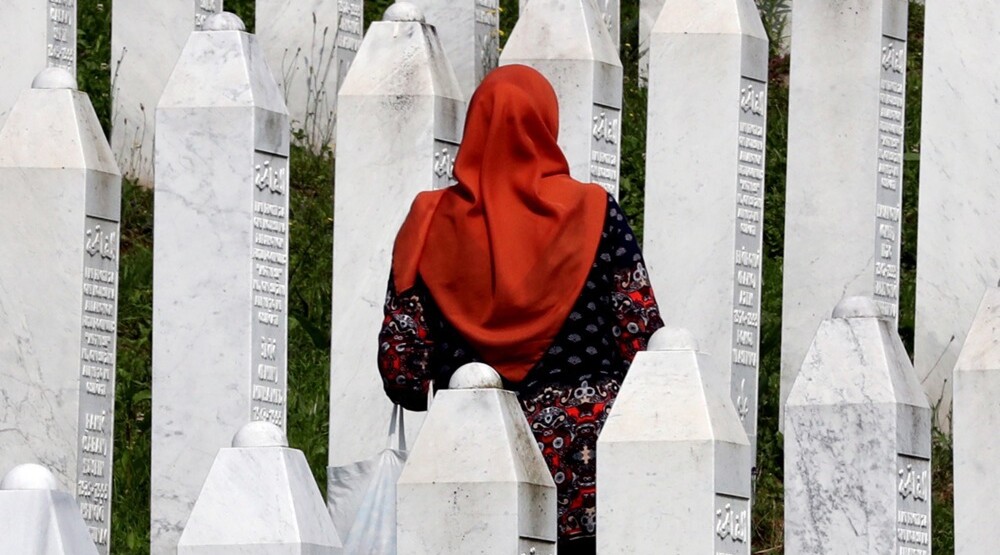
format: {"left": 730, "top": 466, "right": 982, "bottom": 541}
{"left": 66, "top": 0, "right": 953, "bottom": 552}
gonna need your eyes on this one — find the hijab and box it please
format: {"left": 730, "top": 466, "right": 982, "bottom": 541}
{"left": 391, "top": 64, "right": 608, "bottom": 383}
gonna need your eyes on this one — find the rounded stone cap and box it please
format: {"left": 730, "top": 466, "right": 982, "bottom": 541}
{"left": 384, "top": 2, "right": 426, "bottom": 23}
{"left": 832, "top": 296, "right": 881, "bottom": 319}
{"left": 1, "top": 464, "right": 60, "bottom": 491}
{"left": 232, "top": 421, "right": 288, "bottom": 448}
{"left": 449, "top": 362, "right": 503, "bottom": 389}
{"left": 647, "top": 326, "right": 699, "bottom": 351}
{"left": 31, "top": 68, "right": 78, "bottom": 90}
{"left": 202, "top": 12, "right": 246, "bottom": 32}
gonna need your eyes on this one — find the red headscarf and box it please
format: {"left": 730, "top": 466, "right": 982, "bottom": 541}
{"left": 392, "top": 65, "right": 608, "bottom": 383}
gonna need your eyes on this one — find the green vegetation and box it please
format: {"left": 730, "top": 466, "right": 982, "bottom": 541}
{"left": 67, "top": 1, "right": 949, "bottom": 552}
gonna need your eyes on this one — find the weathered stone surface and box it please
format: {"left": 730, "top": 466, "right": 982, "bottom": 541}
{"left": 781, "top": 0, "right": 909, "bottom": 422}
{"left": 785, "top": 297, "right": 931, "bottom": 553}
{"left": 0, "top": 72, "right": 120, "bottom": 554}
{"left": 152, "top": 15, "right": 290, "bottom": 554}
{"left": 409, "top": 0, "right": 499, "bottom": 99}
{"left": 520, "top": 0, "right": 619, "bottom": 47}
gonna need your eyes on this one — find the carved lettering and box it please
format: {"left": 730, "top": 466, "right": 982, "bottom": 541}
{"left": 731, "top": 76, "right": 766, "bottom": 449}
{"left": 250, "top": 152, "right": 288, "bottom": 427}
{"left": 589, "top": 104, "right": 621, "bottom": 196}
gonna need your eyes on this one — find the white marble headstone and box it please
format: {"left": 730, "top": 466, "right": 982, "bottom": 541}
{"left": 152, "top": 13, "right": 290, "bottom": 555}
{"left": 914, "top": 0, "right": 1000, "bottom": 430}
{"left": 327, "top": 2, "right": 465, "bottom": 484}
{"left": 178, "top": 423, "right": 343, "bottom": 554}
{"left": 397, "top": 364, "right": 557, "bottom": 554}
{"left": 637, "top": 0, "right": 663, "bottom": 86}
{"left": 0, "top": 70, "right": 121, "bottom": 555}
{"left": 597, "top": 328, "right": 752, "bottom": 554}
{"left": 257, "top": 0, "right": 340, "bottom": 150}
{"left": 953, "top": 284, "right": 1000, "bottom": 552}
{"left": 780, "top": 0, "right": 909, "bottom": 421}
{"left": 644, "top": 0, "right": 768, "bottom": 458}
{"left": 0, "top": 1, "right": 77, "bottom": 128}
{"left": 110, "top": 0, "right": 224, "bottom": 186}
{"left": 520, "top": 0, "right": 619, "bottom": 48}
{"left": 784, "top": 297, "right": 931, "bottom": 553}
{"left": 0, "top": 464, "right": 100, "bottom": 555}
{"left": 501, "top": 0, "right": 623, "bottom": 198}
{"left": 409, "top": 0, "right": 500, "bottom": 99}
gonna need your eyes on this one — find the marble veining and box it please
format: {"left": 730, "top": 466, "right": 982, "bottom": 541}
{"left": 914, "top": 0, "right": 1000, "bottom": 430}
{"left": 0, "top": 86, "right": 121, "bottom": 555}
{"left": 781, "top": 0, "right": 910, "bottom": 424}
{"left": 784, "top": 300, "right": 931, "bottom": 553}
{"left": 178, "top": 445, "right": 342, "bottom": 553}
{"left": 327, "top": 14, "right": 464, "bottom": 481}
{"left": 152, "top": 21, "right": 289, "bottom": 555}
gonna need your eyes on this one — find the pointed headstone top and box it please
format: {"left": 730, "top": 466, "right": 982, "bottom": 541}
{"left": 384, "top": 2, "right": 426, "bottom": 23}
{"left": 202, "top": 12, "right": 246, "bottom": 32}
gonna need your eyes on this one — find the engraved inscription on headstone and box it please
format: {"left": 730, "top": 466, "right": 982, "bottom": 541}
{"left": 590, "top": 103, "right": 620, "bottom": 197}
{"left": 874, "top": 36, "right": 905, "bottom": 322}
{"left": 731, "top": 77, "right": 766, "bottom": 450}
{"left": 475, "top": 0, "right": 500, "bottom": 83}
{"left": 194, "top": 0, "right": 223, "bottom": 30}
{"left": 714, "top": 495, "right": 751, "bottom": 555}
{"left": 77, "top": 216, "right": 119, "bottom": 553}
{"left": 336, "top": 0, "right": 364, "bottom": 90}
{"left": 432, "top": 140, "right": 460, "bottom": 190}
{"left": 251, "top": 152, "right": 289, "bottom": 428}
{"left": 47, "top": 0, "right": 77, "bottom": 74}
{"left": 896, "top": 455, "right": 931, "bottom": 555}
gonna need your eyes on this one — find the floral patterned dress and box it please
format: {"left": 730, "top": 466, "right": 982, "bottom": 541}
{"left": 377, "top": 195, "right": 663, "bottom": 544}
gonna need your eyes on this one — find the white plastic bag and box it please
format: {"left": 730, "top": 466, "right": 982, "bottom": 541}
{"left": 329, "top": 404, "right": 408, "bottom": 555}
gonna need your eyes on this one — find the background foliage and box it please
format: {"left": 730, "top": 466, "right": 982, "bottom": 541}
{"left": 69, "top": 0, "right": 948, "bottom": 552}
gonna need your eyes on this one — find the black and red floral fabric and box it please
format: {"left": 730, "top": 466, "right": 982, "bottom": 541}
{"left": 378, "top": 195, "right": 663, "bottom": 544}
